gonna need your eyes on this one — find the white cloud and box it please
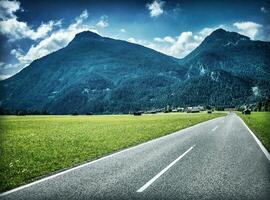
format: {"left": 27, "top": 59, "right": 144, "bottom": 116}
{"left": 0, "top": 74, "right": 11, "bottom": 80}
{"left": 0, "top": 0, "right": 21, "bottom": 20}
{"left": 168, "top": 31, "right": 195, "bottom": 57}
{"left": 96, "top": 15, "right": 108, "bottom": 28}
{"left": 0, "top": 18, "right": 61, "bottom": 41}
{"left": 78, "top": 10, "right": 88, "bottom": 21}
{"left": 146, "top": 0, "right": 165, "bottom": 17}
{"left": 120, "top": 28, "right": 126, "bottom": 33}
{"left": 261, "top": 7, "right": 268, "bottom": 13}
{"left": 131, "top": 26, "right": 228, "bottom": 59}
{"left": 127, "top": 37, "right": 157, "bottom": 50}
{"left": 128, "top": 26, "right": 220, "bottom": 58}
{"left": 127, "top": 37, "right": 137, "bottom": 43}
{"left": 154, "top": 36, "right": 175, "bottom": 43}
{"left": 0, "top": 0, "right": 60, "bottom": 41}
{"left": 130, "top": 33, "right": 193, "bottom": 58}
{"left": 124, "top": 22, "right": 264, "bottom": 59}
{"left": 233, "top": 21, "right": 262, "bottom": 39}
{"left": 126, "top": 22, "right": 265, "bottom": 59}
{"left": 0, "top": 62, "right": 22, "bottom": 80}
{"left": 154, "top": 37, "right": 163, "bottom": 42}
{"left": 9, "top": 10, "right": 98, "bottom": 72}
{"left": 163, "top": 36, "right": 175, "bottom": 43}
{"left": 11, "top": 48, "right": 23, "bottom": 58}
{"left": 198, "top": 27, "right": 217, "bottom": 38}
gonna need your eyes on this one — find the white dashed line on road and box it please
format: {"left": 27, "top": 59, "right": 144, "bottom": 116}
{"left": 137, "top": 145, "right": 195, "bottom": 193}
{"left": 211, "top": 126, "right": 218, "bottom": 132}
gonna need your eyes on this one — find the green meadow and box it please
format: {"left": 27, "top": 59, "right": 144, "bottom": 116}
{"left": 238, "top": 112, "right": 270, "bottom": 152}
{"left": 0, "top": 112, "right": 224, "bottom": 192}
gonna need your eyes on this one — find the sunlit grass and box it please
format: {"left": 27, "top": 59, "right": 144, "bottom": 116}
{"left": 238, "top": 112, "right": 270, "bottom": 152}
{"left": 0, "top": 112, "right": 224, "bottom": 192}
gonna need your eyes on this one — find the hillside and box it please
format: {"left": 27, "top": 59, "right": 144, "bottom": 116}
{"left": 0, "top": 29, "right": 269, "bottom": 114}
{"left": 176, "top": 29, "right": 270, "bottom": 106}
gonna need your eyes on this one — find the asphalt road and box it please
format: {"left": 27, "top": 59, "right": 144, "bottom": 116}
{"left": 1, "top": 113, "right": 270, "bottom": 200}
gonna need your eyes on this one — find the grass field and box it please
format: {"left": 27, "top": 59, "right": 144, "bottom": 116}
{"left": 0, "top": 112, "right": 225, "bottom": 192}
{"left": 238, "top": 112, "right": 270, "bottom": 152}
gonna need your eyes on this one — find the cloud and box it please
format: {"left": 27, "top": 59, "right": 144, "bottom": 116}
{"left": 127, "top": 37, "right": 156, "bottom": 49}
{"left": 96, "top": 15, "right": 108, "bottom": 28}
{"left": 120, "top": 28, "right": 126, "bottom": 33}
{"left": 9, "top": 10, "right": 98, "bottom": 72}
{"left": 125, "top": 22, "right": 264, "bottom": 59}
{"left": 168, "top": 31, "right": 196, "bottom": 57}
{"left": 261, "top": 7, "right": 268, "bottom": 13}
{"left": 154, "top": 36, "right": 175, "bottom": 43}
{"left": 127, "top": 37, "right": 137, "bottom": 43}
{"left": 233, "top": 21, "right": 262, "bottom": 39}
{"left": 0, "top": 0, "right": 60, "bottom": 41}
{"left": 129, "top": 32, "right": 195, "bottom": 58}
{"left": 0, "top": 62, "right": 22, "bottom": 80}
{"left": 153, "top": 37, "right": 163, "bottom": 42}
{"left": 0, "top": 19, "right": 61, "bottom": 41}
{"left": 146, "top": 0, "right": 165, "bottom": 17}
{"left": 0, "top": 0, "right": 21, "bottom": 20}
{"left": 128, "top": 26, "right": 220, "bottom": 58}
{"left": 78, "top": 10, "right": 88, "bottom": 21}
{"left": 0, "top": 74, "right": 11, "bottom": 80}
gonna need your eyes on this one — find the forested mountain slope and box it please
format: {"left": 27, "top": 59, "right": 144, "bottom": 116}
{"left": 0, "top": 29, "right": 269, "bottom": 114}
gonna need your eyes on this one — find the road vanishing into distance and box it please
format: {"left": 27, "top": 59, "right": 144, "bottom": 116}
{"left": 1, "top": 113, "right": 270, "bottom": 200}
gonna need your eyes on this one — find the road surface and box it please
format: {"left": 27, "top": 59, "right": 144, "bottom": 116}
{"left": 1, "top": 113, "right": 270, "bottom": 200}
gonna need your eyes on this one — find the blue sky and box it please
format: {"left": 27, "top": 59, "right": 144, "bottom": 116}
{"left": 0, "top": 0, "right": 269, "bottom": 79}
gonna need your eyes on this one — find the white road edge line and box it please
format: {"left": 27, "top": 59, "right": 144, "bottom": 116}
{"left": 137, "top": 145, "right": 195, "bottom": 193}
{"left": 238, "top": 115, "right": 270, "bottom": 162}
{"left": 0, "top": 116, "right": 223, "bottom": 197}
{"left": 211, "top": 126, "right": 218, "bottom": 132}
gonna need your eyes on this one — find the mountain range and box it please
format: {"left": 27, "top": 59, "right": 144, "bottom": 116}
{"left": 0, "top": 28, "right": 270, "bottom": 114}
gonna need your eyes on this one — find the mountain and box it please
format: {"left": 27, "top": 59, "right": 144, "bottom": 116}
{"left": 0, "top": 29, "right": 269, "bottom": 114}
{"left": 176, "top": 28, "right": 270, "bottom": 106}
{"left": 182, "top": 29, "right": 270, "bottom": 80}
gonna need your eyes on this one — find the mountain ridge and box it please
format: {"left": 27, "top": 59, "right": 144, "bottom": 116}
{"left": 1, "top": 28, "right": 269, "bottom": 114}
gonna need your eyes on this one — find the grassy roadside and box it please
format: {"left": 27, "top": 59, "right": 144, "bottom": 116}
{"left": 0, "top": 112, "right": 225, "bottom": 192}
{"left": 238, "top": 112, "right": 270, "bottom": 152}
